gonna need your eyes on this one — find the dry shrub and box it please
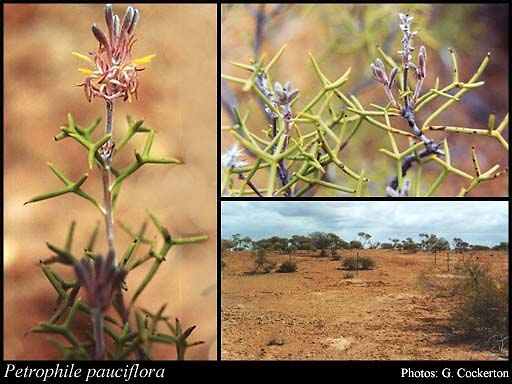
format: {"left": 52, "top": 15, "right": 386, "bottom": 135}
{"left": 252, "top": 248, "right": 276, "bottom": 273}
{"left": 452, "top": 257, "right": 509, "bottom": 353}
{"left": 342, "top": 256, "right": 375, "bottom": 270}
{"left": 278, "top": 260, "right": 297, "bottom": 273}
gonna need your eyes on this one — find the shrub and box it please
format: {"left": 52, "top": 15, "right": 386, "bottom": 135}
{"left": 342, "top": 256, "right": 375, "bottom": 270}
{"left": 331, "top": 254, "right": 342, "bottom": 261}
{"left": 278, "top": 260, "right": 297, "bottom": 273}
{"left": 342, "top": 257, "right": 357, "bottom": 270}
{"left": 253, "top": 248, "right": 276, "bottom": 273}
{"left": 24, "top": 4, "right": 207, "bottom": 360}
{"left": 358, "top": 256, "right": 376, "bottom": 270}
{"left": 452, "top": 258, "right": 509, "bottom": 353}
{"left": 471, "top": 245, "right": 491, "bottom": 251}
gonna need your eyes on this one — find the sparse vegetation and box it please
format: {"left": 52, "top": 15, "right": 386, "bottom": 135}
{"left": 252, "top": 248, "right": 276, "bottom": 273}
{"left": 416, "top": 270, "right": 436, "bottom": 292}
{"left": 342, "top": 255, "right": 375, "bottom": 270}
{"left": 452, "top": 257, "right": 509, "bottom": 353}
{"left": 223, "top": 247, "right": 508, "bottom": 360}
{"left": 278, "top": 260, "right": 297, "bottom": 273}
{"left": 343, "top": 272, "right": 354, "bottom": 279}
{"left": 358, "top": 256, "right": 376, "bottom": 270}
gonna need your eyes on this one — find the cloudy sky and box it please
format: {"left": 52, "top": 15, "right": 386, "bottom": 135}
{"left": 221, "top": 201, "right": 508, "bottom": 246}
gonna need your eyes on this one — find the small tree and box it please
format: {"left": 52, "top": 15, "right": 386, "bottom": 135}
{"left": 232, "top": 233, "right": 242, "bottom": 251}
{"left": 471, "top": 244, "right": 490, "bottom": 251}
{"left": 288, "top": 245, "right": 297, "bottom": 261}
{"left": 252, "top": 248, "right": 276, "bottom": 273}
{"left": 453, "top": 237, "right": 470, "bottom": 253}
{"left": 432, "top": 237, "right": 450, "bottom": 252}
{"left": 241, "top": 236, "right": 253, "bottom": 250}
{"left": 390, "top": 238, "right": 401, "bottom": 250}
{"left": 358, "top": 232, "right": 372, "bottom": 248}
{"left": 401, "top": 237, "right": 418, "bottom": 253}
{"left": 309, "top": 232, "right": 331, "bottom": 257}
{"left": 492, "top": 242, "right": 508, "bottom": 251}
{"left": 349, "top": 240, "right": 363, "bottom": 249}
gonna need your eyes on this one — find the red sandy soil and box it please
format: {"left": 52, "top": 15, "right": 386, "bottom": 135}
{"left": 222, "top": 250, "right": 508, "bottom": 360}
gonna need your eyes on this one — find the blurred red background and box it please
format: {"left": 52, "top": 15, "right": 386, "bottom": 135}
{"left": 4, "top": 4, "right": 217, "bottom": 359}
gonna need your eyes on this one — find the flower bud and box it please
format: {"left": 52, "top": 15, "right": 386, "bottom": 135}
{"left": 92, "top": 23, "right": 110, "bottom": 50}
{"left": 120, "top": 6, "right": 134, "bottom": 35}
{"left": 370, "top": 62, "right": 388, "bottom": 85}
{"left": 418, "top": 45, "right": 427, "bottom": 79}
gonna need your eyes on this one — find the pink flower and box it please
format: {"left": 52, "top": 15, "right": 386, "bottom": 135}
{"left": 74, "top": 4, "right": 155, "bottom": 104}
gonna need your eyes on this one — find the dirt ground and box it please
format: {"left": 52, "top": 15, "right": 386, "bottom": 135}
{"left": 222, "top": 249, "right": 508, "bottom": 360}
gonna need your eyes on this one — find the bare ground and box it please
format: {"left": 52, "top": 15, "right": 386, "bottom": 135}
{"left": 222, "top": 250, "right": 508, "bottom": 360}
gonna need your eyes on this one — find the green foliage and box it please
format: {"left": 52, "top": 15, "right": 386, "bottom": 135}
{"left": 30, "top": 215, "right": 206, "bottom": 360}
{"left": 290, "top": 235, "right": 315, "bottom": 250}
{"left": 492, "top": 242, "right": 508, "bottom": 251}
{"left": 471, "top": 245, "right": 490, "bottom": 251}
{"left": 349, "top": 240, "right": 362, "bottom": 249}
{"left": 401, "top": 238, "right": 419, "bottom": 254}
{"left": 254, "top": 236, "right": 289, "bottom": 252}
{"left": 452, "top": 257, "right": 508, "bottom": 353}
{"left": 222, "top": 47, "right": 368, "bottom": 197}
{"left": 26, "top": 7, "right": 207, "bottom": 360}
{"left": 453, "top": 237, "right": 470, "bottom": 253}
{"left": 222, "top": 12, "right": 508, "bottom": 197}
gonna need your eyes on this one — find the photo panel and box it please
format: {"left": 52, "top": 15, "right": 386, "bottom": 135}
{"left": 4, "top": 3, "right": 216, "bottom": 360}
{"left": 221, "top": 201, "right": 508, "bottom": 360}
{"left": 221, "top": 4, "right": 508, "bottom": 197}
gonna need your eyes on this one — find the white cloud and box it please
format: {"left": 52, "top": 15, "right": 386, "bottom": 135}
{"left": 221, "top": 201, "right": 508, "bottom": 246}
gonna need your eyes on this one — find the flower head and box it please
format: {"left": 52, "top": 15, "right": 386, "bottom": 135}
{"left": 370, "top": 58, "right": 388, "bottom": 86}
{"left": 274, "top": 81, "right": 299, "bottom": 106}
{"left": 74, "top": 250, "right": 127, "bottom": 312}
{"left": 221, "top": 143, "right": 247, "bottom": 170}
{"left": 74, "top": 4, "right": 156, "bottom": 103}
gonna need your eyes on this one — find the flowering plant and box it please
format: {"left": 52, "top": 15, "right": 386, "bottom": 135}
{"left": 26, "top": 4, "right": 207, "bottom": 360}
{"left": 221, "top": 7, "right": 508, "bottom": 197}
